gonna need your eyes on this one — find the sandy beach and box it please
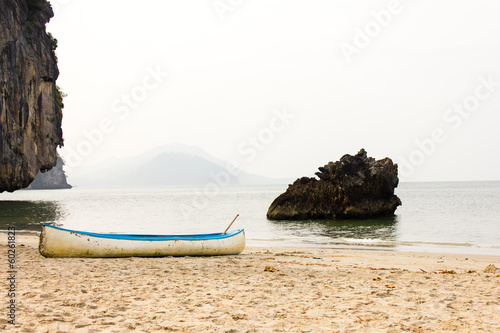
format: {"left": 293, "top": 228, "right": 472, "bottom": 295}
{"left": 1, "top": 234, "right": 499, "bottom": 332}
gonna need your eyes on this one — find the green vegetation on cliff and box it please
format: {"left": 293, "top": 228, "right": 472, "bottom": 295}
{"left": 26, "top": 0, "right": 51, "bottom": 28}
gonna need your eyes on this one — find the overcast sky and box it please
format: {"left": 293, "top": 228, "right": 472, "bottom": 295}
{"left": 47, "top": 0, "right": 500, "bottom": 182}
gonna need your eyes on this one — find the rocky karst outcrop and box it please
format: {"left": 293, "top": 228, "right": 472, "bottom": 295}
{"left": 27, "top": 156, "right": 71, "bottom": 189}
{"left": 0, "top": 0, "right": 63, "bottom": 192}
{"left": 267, "top": 149, "right": 401, "bottom": 220}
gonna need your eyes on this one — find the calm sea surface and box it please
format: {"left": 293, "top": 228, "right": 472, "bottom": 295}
{"left": 1, "top": 182, "right": 499, "bottom": 255}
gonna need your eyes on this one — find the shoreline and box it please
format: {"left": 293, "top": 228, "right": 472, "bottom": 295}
{"left": 4, "top": 232, "right": 500, "bottom": 257}
{"left": 2, "top": 233, "right": 499, "bottom": 272}
{"left": 1, "top": 235, "right": 499, "bottom": 332}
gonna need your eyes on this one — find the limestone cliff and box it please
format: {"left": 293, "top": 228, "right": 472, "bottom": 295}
{"left": 0, "top": 0, "right": 63, "bottom": 192}
{"left": 267, "top": 149, "right": 402, "bottom": 220}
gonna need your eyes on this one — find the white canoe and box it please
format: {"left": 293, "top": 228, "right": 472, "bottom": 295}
{"left": 39, "top": 224, "right": 245, "bottom": 258}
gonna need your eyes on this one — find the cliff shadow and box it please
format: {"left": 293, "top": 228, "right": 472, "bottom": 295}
{"left": 0, "top": 200, "right": 63, "bottom": 231}
{"left": 268, "top": 215, "right": 399, "bottom": 248}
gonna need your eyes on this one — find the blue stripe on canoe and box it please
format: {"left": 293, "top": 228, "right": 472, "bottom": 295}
{"left": 44, "top": 224, "right": 244, "bottom": 241}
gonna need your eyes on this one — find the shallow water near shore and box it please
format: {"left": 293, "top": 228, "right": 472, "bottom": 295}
{"left": 1, "top": 181, "right": 499, "bottom": 255}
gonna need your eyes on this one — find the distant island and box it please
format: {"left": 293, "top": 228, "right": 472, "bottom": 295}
{"left": 267, "top": 149, "right": 401, "bottom": 220}
{"left": 27, "top": 157, "right": 72, "bottom": 190}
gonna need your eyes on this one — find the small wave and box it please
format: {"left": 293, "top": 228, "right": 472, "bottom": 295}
{"left": 476, "top": 244, "right": 500, "bottom": 249}
{"left": 339, "top": 237, "right": 392, "bottom": 244}
{"left": 249, "top": 238, "right": 288, "bottom": 242}
{"left": 397, "top": 240, "right": 474, "bottom": 248}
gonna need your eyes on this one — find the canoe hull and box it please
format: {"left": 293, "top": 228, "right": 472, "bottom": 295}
{"left": 39, "top": 225, "right": 246, "bottom": 258}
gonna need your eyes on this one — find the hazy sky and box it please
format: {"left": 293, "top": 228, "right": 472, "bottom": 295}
{"left": 47, "top": 0, "right": 500, "bottom": 182}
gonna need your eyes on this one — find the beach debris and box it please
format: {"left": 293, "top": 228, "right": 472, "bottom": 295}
{"left": 276, "top": 251, "right": 307, "bottom": 257}
{"left": 264, "top": 265, "right": 277, "bottom": 272}
{"left": 440, "top": 270, "right": 456, "bottom": 274}
{"left": 373, "top": 277, "right": 381, "bottom": 281}
{"left": 313, "top": 257, "right": 323, "bottom": 260}
{"left": 305, "top": 262, "right": 330, "bottom": 267}
{"left": 484, "top": 264, "right": 497, "bottom": 273}
{"left": 232, "top": 313, "right": 247, "bottom": 320}
{"left": 419, "top": 268, "right": 427, "bottom": 273}
{"left": 385, "top": 284, "right": 395, "bottom": 289}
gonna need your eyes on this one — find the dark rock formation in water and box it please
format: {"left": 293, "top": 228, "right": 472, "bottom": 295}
{"left": 27, "top": 157, "right": 71, "bottom": 189}
{"left": 0, "top": 0, "right": 63, "bottom": 192}
{"left": 267, "top": 149, "right": 401, "bottom": 220}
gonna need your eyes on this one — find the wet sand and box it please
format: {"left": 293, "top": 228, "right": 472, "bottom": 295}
{"left": 1, "top": 234, "right": 499, "bottom": 332}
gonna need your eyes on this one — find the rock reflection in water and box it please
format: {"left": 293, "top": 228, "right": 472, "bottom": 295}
{"left": 270, "top": 215, "right": 399, "bottom": 247}
{"left": 0, "top": 201, "right": 63, "bottom": 231}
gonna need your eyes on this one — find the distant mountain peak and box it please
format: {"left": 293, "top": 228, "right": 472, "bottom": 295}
{"left": 127, "top": 152, "right": 239, "bottom": 186}
{"left": 66, "top": 143, "right": 291, "bottom": 187}
{"left": 135, "top": 142, "right": 227, "bottom": 168}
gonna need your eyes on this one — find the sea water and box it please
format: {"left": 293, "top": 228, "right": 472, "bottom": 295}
{"left": 0, "top": 182, "right": 499, "bottom": 255}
